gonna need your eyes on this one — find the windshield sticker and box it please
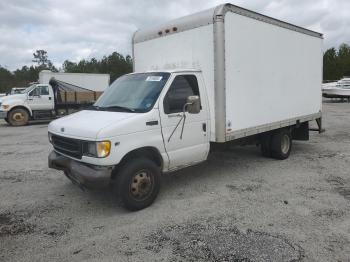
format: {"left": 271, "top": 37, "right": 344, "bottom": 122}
{"left": 146, "top": 76, "right": 162, "bottom": 82}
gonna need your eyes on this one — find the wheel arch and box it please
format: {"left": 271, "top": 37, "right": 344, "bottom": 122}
{"left": 9, "top": 105, "right": 32, "bottom": 117}
{"left": 112, "top": 146, "right": 164, "bottom": 180}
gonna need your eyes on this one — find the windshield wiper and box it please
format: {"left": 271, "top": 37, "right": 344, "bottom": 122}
{"left": 99, "top": 105, "right": 136, "bottom": 112}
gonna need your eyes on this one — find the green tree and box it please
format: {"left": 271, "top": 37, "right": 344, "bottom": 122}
{"left": 323, "top": 48, "right": 340, "bottom": 81}
{"left": 63, "top": 52, "right": 133, "bottom": 82}
{"left": 323, "top": 43, "right": 350, "bottom": 81}
{"left": 0, "top": 66, "right": 15, "bottom": 93}
{"left": 32, "top": 49, "right": 58, "bottom": 72}
{"left": 337, "top": 43, "right": 350, "bottom": 77}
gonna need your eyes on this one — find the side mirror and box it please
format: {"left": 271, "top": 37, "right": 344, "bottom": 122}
{"left": 185, "top": 95, "right": 200, "bottom": 114}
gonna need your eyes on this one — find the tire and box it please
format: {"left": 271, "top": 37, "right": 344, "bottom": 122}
{"left": 260, "top": 134, "right": 272, "bottom": 157}
{"left": 270, "top": 129, "right": 292, "bottom": 160}
{"left": 4, "top": 118, "right": 9, "bottom": 124}
{"left": 115, "top": 158, "right": 161, "bottom": 211}
{"left": 8, "top": 108, "right": 29, "bottom": 126}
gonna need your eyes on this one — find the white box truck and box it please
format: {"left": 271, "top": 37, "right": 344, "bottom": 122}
{"left": 48, "top": 3, "right": 323, "bottom": 211}
{"left": 0, "top": 71, "right": 110, "bottom": 126}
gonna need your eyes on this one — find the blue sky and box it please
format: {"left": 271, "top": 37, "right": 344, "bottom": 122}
{"left": 1, "top": 0, "right": 349, "bottom": 70}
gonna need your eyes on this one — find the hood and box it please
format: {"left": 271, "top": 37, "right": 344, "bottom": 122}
{"left": 0, "top": 93, "right": 26, "bottom": 103}
{"left": 48, "top": 110, "right": 138, "bottom": 139}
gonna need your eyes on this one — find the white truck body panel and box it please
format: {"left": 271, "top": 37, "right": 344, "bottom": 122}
{"left": 39, "top": 71, "right": 110, "bottom": 92}
{"left": 224, "top": 12, "right": 323, "bottom": 136}
{"left": 133, "top": 3, "right": 323, "bottom": 143}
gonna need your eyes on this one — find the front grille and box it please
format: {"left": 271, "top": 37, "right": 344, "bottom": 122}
{"left": 52, "top": 134, "right": 82, "bottom": 159}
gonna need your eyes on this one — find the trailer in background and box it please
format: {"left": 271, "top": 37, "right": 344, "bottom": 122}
{"left": 49, "top": 78, "right": 104, "bottom": 116}
{"left": 39, "top": 70, "right": 110, "bottom": 92}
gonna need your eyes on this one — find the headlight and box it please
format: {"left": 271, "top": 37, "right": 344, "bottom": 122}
{"left": 2, "top": 104, "right": 9, "bottom": 110}
{"left": 96, "top": 141, "right": 111, "bottom": 158}
{"left": 84, "top": 141, "right": 111, "bottom": 158}
{"left": 48, "top": 132, "right": 52, "bottom": 143}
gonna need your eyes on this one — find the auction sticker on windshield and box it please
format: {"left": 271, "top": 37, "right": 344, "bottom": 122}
{"left": 146, "top": 76, "right": 163, "bottom": 81}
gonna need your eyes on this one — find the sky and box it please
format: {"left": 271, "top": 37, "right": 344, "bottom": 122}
{"left": 0, "top": 0, "right": 349, "bottom": 71}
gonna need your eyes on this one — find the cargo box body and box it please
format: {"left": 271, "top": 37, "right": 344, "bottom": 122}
{"left": 133, "top": 4, "right": 323, "bottom": 142}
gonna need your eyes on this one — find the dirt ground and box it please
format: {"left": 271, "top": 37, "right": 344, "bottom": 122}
{"left": 0, "top": 101, "right": 350, "bottom": 262}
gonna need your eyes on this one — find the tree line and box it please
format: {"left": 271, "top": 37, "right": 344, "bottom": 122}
{"left": 0, "top": 50, "right": 132, "bottom": 93}
{"left": 1, "top": 43, "right": 350, "bottom": 93}
{"left": 323, "top": 43, "right": 350, "bottom": 81}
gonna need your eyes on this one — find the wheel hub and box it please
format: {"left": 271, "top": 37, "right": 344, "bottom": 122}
{"left": 281, "top": 134, "right": 290, "bottom": 154}
{"left": 130, "top": 171, "right": 153, "bottom": 200}
{"left": 13, "top": 112, "right": 24, "bottom": 121}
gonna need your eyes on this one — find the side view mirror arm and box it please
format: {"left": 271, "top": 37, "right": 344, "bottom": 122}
{"left": 168, "top": 102, "right": 193, "bottom": 142}
{"left": 167, "top": 96, "right": 200, "bottom": 142}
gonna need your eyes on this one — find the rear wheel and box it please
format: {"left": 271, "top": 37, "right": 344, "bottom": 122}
{"left": 4, "top": 118, "right": 9, "bottom": 124}
{"left": 260, "top": 134, "right": 272, "bottom": 157}
{"left": 270, "top": 129, "right": 292, "bottom": 160}
{"left": 115, "top": 158, "right": 161, "bottom": 211}
{"left": 8, "top": 108, "right": 29, "bottom": 126}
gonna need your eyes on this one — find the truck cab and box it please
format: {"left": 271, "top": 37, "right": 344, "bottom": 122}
{"left": 0, "top": 84, "right": 54, "bottom": 126}
{"left": 48, "top": 70, "right": 210, "bottom": 210}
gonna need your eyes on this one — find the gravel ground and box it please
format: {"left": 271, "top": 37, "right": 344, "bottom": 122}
{"left": 0, "top": 101, "right": 350, "bottom": 262}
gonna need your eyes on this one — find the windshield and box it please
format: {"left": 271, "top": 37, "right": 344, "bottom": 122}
{"left": 93, "top": 72, "right": 170, "bottom": 112}
{"left": 22, "top": 84, "right": 37, "bottom": 94}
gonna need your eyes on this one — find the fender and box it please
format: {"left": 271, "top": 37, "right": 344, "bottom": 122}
{"left": 112, "top": 130, "right": 168, "bottom": 170}
{"left": 1, "top": 96, "right": 33, "bottom": 116}
{"left": 8, "top": 104, "right": 33, "bottom": 117}
{"left": 81, "top": 128, "right": 170, "bottom": 171}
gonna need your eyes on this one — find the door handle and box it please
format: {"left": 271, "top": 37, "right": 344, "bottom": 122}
{"left": 202, "top": 123, "right": 206, "bottom": 132}
{"left": 146, "top": 120, "right": 158, "bottom": 126}
{"left": 49, "top": 97, "right": 52, "bottom": 100}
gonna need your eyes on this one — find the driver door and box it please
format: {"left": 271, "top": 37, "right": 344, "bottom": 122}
{"left": 159, "top": 74, "right": 209, "bottom": 170}
{"left": 27, "top": 85, "right": 53, "bottom": 111}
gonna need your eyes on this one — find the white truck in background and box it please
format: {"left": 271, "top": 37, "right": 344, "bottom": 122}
{"left": 48, "top": 3, "right": 323, "bottom": 211}
{"left": 0, "top": 71, "right": 110, "bottom": 126}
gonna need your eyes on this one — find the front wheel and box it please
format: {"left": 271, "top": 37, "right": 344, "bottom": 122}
{"left": 8, "top": 108, "right": 29, "bottom": 126}
{"left": 115, "top": 158, "right": 161, "bottom": 211}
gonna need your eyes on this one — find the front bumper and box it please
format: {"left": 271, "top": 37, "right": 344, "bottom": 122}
{"left": 48, "top": 151, "right": 113, "bottom": 189}
{"left": 0, "top": 111, "right": 7, "bottom": 119}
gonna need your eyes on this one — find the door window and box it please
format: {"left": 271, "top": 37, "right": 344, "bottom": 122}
{"left": 40, "top": 86, "right": 49, "bottom": 95}
{"left": 29, "top": 87, "right": 40, "bottom": 97}
{"left": 28, "top": 86, "right": 49, "bottom": 96}
{"left": 164, "top": 75, "right": 200, "bottom": 114}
